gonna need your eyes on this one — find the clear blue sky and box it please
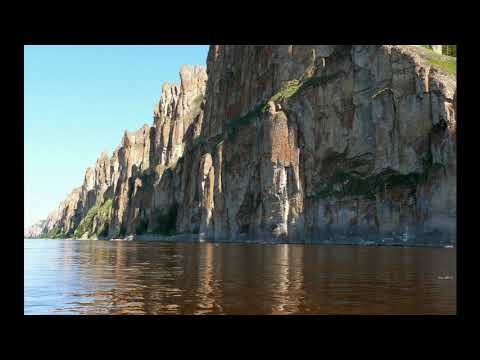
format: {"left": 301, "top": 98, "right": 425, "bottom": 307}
{"left": 24, "top": 45, "right": 210, "bottom": 228}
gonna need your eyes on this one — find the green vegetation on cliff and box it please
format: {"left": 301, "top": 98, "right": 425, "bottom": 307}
{"left": 98, "top": 199, "right": 113, "bottom": 218}
{"left": 266, "top": 79, "right": 302, "bottom": 106}
{"left": 226, "top": 104, "right": 264, "bottom": 140}
{"left": 74, "top": 206, "right": 98, "bottom": 238}
{"left": 226, "top": 46, "right": 456, "bottom": 144}
{"left": 46, "top": 227, "right": 60, "bottom": 238}
{"left": 46, "top": 226, "right": 68, "bottom": 239}
{"left": 73, "top": 199, "right": 112, "bottom": 238}
{"left": 226, "top": 72, "right": 341, "bottom": 140}
{"left": 306, "top": 158, "right": 445, "bottom": 202}
{"left": 96, "top": 199, "right": 113, "bottom": 237}
{"left": 307, "top": 169, "right": 421, "bottom": 201}
{"left": 408, "top": 45, "right": 457, "bottom": 75}
{"left": 429, "top": 58, "right": 456, "bottom": 75}
{"left": 417, "top": 45, "right": 456, "bottom": 57}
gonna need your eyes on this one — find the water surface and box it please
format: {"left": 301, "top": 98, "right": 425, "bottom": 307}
{"left": 24, "top": 239, "right": 456, "bottom": 315}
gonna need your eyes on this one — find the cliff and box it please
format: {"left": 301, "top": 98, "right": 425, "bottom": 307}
{"left": 29, "top": 45, "right": 456, "bottom": 245}
{"left": 24, "top": 220, "right": 46, "bottom": 238}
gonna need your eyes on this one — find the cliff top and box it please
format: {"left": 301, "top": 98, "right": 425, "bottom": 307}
{"left": 397, "top": 45, "right": 457, "bottom": 77}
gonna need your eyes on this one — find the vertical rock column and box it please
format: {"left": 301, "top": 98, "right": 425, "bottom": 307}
{"left": 199, "top": 153, "right": 215, "bottom": 239}
{"left": 258, "top": 102, "right": 303, "bottom": 241}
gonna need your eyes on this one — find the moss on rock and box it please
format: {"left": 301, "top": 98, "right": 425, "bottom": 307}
{"left": 308, "top": 169, "right": 423, "bottom": 201}
{"left": 226, "top": 73, "right": 341, "bottom": 141}
{"left": 73, "top": 199, "right": 113, "bottom": 238}
{"left": 73, "top": 206, "right": 98, "bottom": 238}
{"left": 47, "top": 226, "right": 68, "bottom": 239}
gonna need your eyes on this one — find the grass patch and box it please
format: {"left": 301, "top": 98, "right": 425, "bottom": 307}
{"left": 416, "top": 45, "right": 456, "bottom": 57}
{"left": 408, "top": 45, "right": 457, "bottom": 75}
{"left": 428, "top": 57, "right": 456, "bottom": 75}
{"left": 268, "top": 79, "right": 302, "bottom": 104}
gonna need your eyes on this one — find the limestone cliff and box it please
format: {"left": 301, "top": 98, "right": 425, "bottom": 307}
{"left": 31, "top": 45, "right": 456, "bottom": 245}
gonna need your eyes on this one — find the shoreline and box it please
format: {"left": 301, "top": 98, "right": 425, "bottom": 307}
{"left": 25, "top": 234, "right": 456, "bottom": 249}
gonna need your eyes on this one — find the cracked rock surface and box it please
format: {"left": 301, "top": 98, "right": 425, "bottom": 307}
{"left": 29, "top": 46, "right": 456, "bottom": 245}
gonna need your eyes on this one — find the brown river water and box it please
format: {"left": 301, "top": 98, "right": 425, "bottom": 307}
{"left": 24, "top": 239, "right": 456, "bottom": 315}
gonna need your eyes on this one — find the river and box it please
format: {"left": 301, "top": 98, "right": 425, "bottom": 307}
{"left": 24, "top": 239, "right": 456, "bottom": 315}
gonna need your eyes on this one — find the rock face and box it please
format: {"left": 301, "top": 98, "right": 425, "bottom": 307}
{"left": 24, "top": 220, "right": 46, "bottom": 238}
{"left": 33, "top": 46, "right": 456, "bottom": 245}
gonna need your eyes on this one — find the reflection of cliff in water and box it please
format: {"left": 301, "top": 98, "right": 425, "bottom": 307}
{"left": 54, "top": 241, "right": 455, "bottom": 315}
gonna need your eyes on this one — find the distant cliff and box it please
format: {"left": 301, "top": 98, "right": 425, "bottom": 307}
{"left": 24, "top": 220, "right": 46, "bottom": 238}
{"left": 27, "top": 46, "right": 456, "bottom": 245}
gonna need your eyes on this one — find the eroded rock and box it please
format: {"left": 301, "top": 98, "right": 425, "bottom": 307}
{"left": 35, "top": 46, "right": 456, "bottom": 245}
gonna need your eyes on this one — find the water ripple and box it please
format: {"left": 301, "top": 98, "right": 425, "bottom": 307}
{"left": 24, "top": 239, "right": 456, "bottom": 315}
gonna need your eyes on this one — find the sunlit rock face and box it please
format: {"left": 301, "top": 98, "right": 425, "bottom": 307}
{"left": 196, "top": 45, "right": 456, "bottom": 244}
{"left": 36, "top": 46, "right": 456, "bottom": 245}
{"left": 39, "top": 187, "right": 83, "bottom": 237}
{"left": 38, "top": 64, "right": 208, "bottom": 239}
